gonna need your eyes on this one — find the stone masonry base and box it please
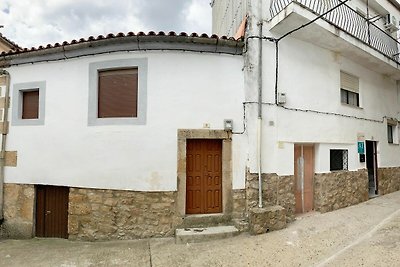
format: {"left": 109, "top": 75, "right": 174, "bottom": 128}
{"left": 249, "top": 206, "right": 286, "bottom": 235}
{"left": 0, "top": 184, "right": 34, "bottom": 239}
{"left": 69, "top": 188, "right": 180, "bottom": 241}
{"left": 246, "top": 173, "right": 295, "bottom": 223}
{"left": 1, "top": 168, "right": 400, "bottom": 240}
{"left": 378, "top": 167, "right": 400, "bottom": 195}
{"left": 314, "top": 169, "right": 369, "bottom": 213}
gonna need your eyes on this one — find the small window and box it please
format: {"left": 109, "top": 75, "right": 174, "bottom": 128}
{"left": 330, "top": 149, "right": 348, "bottom": 171}
{"left": 12, "top": 81, "right": 46, "bottom": 126}
{"left": 340, "top": 71, "right": 360, "bottom": 107}
{"left": 98, "top": 68, "right": 138, "bottom": 118}
{"left": 388, "top": 124, "right": 394, "bottom": 144}
{"left": 22, "top": 90, "right": 39, "bottom": 119}
{"left": 387, "top": 122, "right": 399, "bottom": 144}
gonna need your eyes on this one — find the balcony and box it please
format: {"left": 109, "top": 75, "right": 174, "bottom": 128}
{"left": 269, "top": 0, "right": 400, "bottom": 79}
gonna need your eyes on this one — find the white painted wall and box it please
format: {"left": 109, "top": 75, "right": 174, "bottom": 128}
{"left": 5, "top": 51, "right": 246, "bottom": 191}
{"left": 242, "top": 0, "right": 400, "bottom": 175}
{"left": 256, "top": 37, "right": 400, "bottom": 175}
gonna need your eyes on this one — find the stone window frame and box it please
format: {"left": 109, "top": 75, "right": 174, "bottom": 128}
{"left": 176, "top": 129, "right": 233, "bottom": 217}
{"left": 12, "top": 81, "right": 46, "bottom": 126}
{"left": 88, "top": 58, "right": 148, "bottom": 126}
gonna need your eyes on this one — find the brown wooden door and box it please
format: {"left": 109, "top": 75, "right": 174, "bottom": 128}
{"left": 36, "top": 185, "right": 69, "bottom": 238}
{"left": 186, "top": 139, "right": 222, "bottom": 214}
{"left": 294, "top": 145, "right": 314, "bottom": 214}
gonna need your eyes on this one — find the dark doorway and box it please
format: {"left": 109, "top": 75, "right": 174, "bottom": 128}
{"left": 36, "top": 185, "right": 69, "bottom": 238}
{"left": 186, "top": 139, "right": 222, "bottom": 214}
{"left": 365, "top": 141, "right": 378, "bottom": 197}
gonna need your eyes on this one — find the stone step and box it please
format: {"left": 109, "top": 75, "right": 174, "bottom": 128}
{"left": 180, "top": 214, "right": 232, "bottom": 228}
{"left": 175, "top": 225, "right": 240, "bottom": 244}
{"left": 232, "top": 218, "right": 249, "bottom": 232}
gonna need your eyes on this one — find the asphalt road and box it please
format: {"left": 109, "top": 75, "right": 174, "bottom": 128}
{"left": 1, "top": 190, "right": 400, "bottom": 266}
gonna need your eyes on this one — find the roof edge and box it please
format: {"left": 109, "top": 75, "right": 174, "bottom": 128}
{"left": 0, "top": 33, "right": 244, "bottom": 67}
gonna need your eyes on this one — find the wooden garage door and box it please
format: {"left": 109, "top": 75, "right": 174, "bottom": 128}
{"left": 36, "top": 185, "right": 69, "bottom": 238}
{"left": 186, "top": 139, "right": 222, "bottom": 214}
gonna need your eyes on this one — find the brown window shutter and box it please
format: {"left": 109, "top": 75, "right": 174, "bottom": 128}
{"left": 98, "top": 68, "right": 138, "bottom": 118}
{"left": 22, "top": 90, "right": 39, "bottom": 119}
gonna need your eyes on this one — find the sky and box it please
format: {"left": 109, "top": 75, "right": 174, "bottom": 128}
{"left": 0, "top": 0, "right": 212, "bottom": 48}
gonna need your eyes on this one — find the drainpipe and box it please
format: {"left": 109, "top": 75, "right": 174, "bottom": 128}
{"left": 0, "top": 70, "right": 10, "bottom": 224}
{"left": 257, "top": 21, "right": 263, "bottom": 208}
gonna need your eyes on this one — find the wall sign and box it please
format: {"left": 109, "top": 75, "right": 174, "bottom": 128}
{"left": 358, "top": 141, "right": 365, "bottom": 154}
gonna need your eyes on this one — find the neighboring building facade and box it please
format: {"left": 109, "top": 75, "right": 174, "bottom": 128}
{"left": 0, "top": 33, "right": 247, "bottom": 240}
{"left": 0, "top": 33, "right": 20, "bottom": 53}
{"left": 213, "top": 0, "right": 400, "bottom": 220}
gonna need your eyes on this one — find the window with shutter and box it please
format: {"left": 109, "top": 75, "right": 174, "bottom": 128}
{"left": 97, "top": 69, "right": 138, "bottom": 118}
{"left": 340, "top": 71, "right": 360, "bottom": 107}
{"left": 88, "top": 58, "right": 147, "bottom": 126}
{"left": 22, "top": 90, "right": 39, "bottom": 119}
{"left": 12, "top": 81, "right": 46, "bottom": 126}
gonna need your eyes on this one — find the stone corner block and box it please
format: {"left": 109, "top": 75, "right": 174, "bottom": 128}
{"left": 248, "top": 205, "right": 286, "bottom": 235}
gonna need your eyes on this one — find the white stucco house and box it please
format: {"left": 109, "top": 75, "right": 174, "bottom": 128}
{"left": 1, "top": 0, "right": 400, "bottom": 240}
{"left": 213, "top": 0, "right": 400, "bottom": 219}
{"left": 0, "top": 32, "right": 247, "bottom": 239}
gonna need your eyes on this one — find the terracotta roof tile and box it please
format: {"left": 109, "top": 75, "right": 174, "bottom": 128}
{"left": 0, "top": 31, "right": 243, "bottom": 57}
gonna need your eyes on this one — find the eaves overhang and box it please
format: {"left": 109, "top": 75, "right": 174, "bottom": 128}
{"left": 0, "top": 31, "right": 244, "bottom": 67}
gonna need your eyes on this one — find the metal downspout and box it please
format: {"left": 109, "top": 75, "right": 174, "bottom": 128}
{"left": 0, "top": 70, "right": 10, "bottom": 224}
{"left": 257, "top": 21, "right": 263, "bottom": 208}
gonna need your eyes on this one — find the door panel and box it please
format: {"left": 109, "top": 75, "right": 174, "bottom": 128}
{"left": 186, "top": 139, "right": 222, "bottom": 214}
{"left": 294, "top": 145, "right": 314, "bottom": 214}
{"left": 36, "top": 185, "right": 69, "bottom": 238}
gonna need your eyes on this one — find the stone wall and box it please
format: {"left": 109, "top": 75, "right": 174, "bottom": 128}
{"left": 246, "top": 173, "right": 295, "bottom": 222}
{"left": 378, "top": 167, "right": 400, "bottom": 195}
{"left": 0, "top": 183, "right": 34, "bottom": 239}
{"left": 314, "top": 169, "right": 368, "bottom": 213}
{"left": 69, "top": 188, "right": 180, "bottom": 241}
{"left": 232, "top": 189, "right": 246, "bottom": 219}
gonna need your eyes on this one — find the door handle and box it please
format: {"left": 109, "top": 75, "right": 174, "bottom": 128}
{"left": 45, "top": 210, "right": 51, "bottom": 215}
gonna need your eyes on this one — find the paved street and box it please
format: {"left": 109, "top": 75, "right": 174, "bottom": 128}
{"left": 1, "top": 191, "right": 400, "bottom": 266}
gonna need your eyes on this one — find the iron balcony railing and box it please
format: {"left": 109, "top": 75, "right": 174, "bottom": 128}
{"left": 270, "top": 0, "right": 400, "bottom": 63}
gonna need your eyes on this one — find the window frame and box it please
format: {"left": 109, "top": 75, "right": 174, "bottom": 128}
{"left": 88, "top": 58, "right": 148, "bottom": 126}
{"left": 388, "top": 124, "right": 394, "bottom": 144}
{"left": 387, "top": 121, "right": 399, "bottom": 145}
{"left": 12, "top": 81, "right": 46, "bottom": 126}
{"left": 340, "top": 71, "right": 360, "bottom": 107}
{"left": 330, "top": 149, "right": 349, "bottom": 171}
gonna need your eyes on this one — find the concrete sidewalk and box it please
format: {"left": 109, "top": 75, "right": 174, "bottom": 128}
{"left": 1, "top": 191, "right": 400, "bottom": 266}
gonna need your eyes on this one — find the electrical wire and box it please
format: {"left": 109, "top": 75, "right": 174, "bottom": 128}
{"left": 243, "top": 101, "right": 390, "bottom": 123}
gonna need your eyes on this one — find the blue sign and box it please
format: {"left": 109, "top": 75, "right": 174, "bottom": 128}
{"left": 358, "top": 141, "right": 365, "bottom": 154}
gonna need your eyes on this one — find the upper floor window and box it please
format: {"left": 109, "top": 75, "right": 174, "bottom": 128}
{"left": 340, "top": 71, "right": 360, "bottom": 107}
{"left": 12, "top": 81, "right": 46, "bottom": 126}
{"left": 22, "top": 90, "right": 39, "bottom": 119}
{"left": 98, "top": 69, "right": 138, "bottom": 118}
{"left": 88, "top": 58, "right": 148, "bottom": 126}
